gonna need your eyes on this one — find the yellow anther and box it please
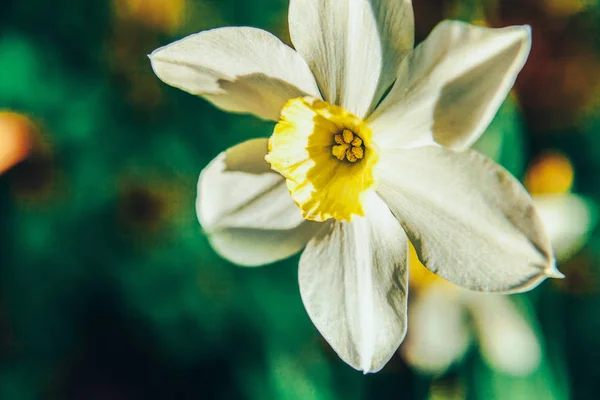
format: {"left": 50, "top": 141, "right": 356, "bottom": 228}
{"left": 351, "top": 146, "right": 364, "bottom": 159}
{"left": 342, "top": 129, "right": 354, "bottom": 144}
{"left": 332, "top": 144, "right": 349, "bottom": 160}
{"left": 346, "top": 149, "right": 358, "bottom": 162}
{"left": 331, "top": 129, "right": 365, "bottom": 162}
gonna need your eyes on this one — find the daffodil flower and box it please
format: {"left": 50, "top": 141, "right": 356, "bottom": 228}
{"left": 150, "top": 0, "right": 563, "bottom": 372}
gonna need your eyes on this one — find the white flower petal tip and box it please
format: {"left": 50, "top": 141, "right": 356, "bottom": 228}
{"left": 503, "top": 264, "right": 564, "bottom": 294}
{"left": 376, "top": 147, "right": 557, "bottom": 294}
{"left": 150, "top": 27, "right": 320, "bottom": 120}
{"left": 298, "top": 194, "right": 409, "bottom": 373}
{"left": 197, "top": 138, "right": 320, "bottom": 267}
{"left": 545, "top": 268, "right": 565, "bottom": 279}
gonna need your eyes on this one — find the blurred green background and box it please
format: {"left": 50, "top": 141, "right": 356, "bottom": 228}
{"left": 1, "top": 0, "right": 600, "bottom": 398}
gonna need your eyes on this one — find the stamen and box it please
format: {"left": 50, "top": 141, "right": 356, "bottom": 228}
{"left": 342, "top": 129, "right": 354, "bottom": 144}
{"left": 332, "top": 144, "right": 350, "bottom": 160}
{"left": 346, "top": 149, "right": 358, "bottom": 162}
{"left": 331, "top": 129, "right": 365, "bottom": 163}
{"left": 351, "top": 146, "right": 364, "bottom": 159}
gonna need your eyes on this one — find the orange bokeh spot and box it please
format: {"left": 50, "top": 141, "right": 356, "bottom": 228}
{"left": 524, "top": 151, "right": 574, "bottom": 195}
{"left": 0, "top": 112, "right": 34, "bottom": 175}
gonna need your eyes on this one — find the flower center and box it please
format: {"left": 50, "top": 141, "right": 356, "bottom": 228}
{"left": 332, "top": 129, "right": 365, "bottom": 163}
{"left": 266, "top": 97, "right": 378, "bottom": 222}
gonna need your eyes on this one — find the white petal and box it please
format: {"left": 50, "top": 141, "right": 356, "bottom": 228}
{"left": 207, "top": 224, "right": 319, "bottom": 267}
{"left": 150, "top": 27, "right": 321, "bottom": 121}
{"left": 288, "top": 0, "right": 414, "bottom": 119}
{"left": 402, "top": 284, "right": 471, "bottom": 375}
{"left": 376, "top": 146, "right": 560, "bottom": 293}
{"left": 197, "top": 138, "right": 320, "bottom": 266}
{"left": 369, "top": 21, "right": 531, "bottom": 150}
{"left": 535, "top": 194, "right": 597, "bottom": 263}
{"left": 298, "top": 193, "right": 408, "bottom": 373}
{"left": 466, "top": 294, "right": 541, "bottom": 376}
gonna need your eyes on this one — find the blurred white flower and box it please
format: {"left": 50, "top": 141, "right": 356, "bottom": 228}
{"left": 150, "top": 0, "right": 562, "bottom": 372}
{"left": 402, "top": 275, "right": 542, "bottom": 376}
{"left": 536, "top": 194, "right": 596, "bottom": 262}
{"left": 524, "top": 152, "right": 597, "bottom": 263}
{"left": 403, "top": 153, "right": 596, "bottom": 376}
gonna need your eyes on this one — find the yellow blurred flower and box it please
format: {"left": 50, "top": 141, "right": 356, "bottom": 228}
{"left": 524, "top": 151, "right": 574, "bottom": 195}
{"left": 112, "top": 0, "right": 186, "bottom": 34}
{"left": 542, "top": 0, "right": 594, "bottom": 17}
